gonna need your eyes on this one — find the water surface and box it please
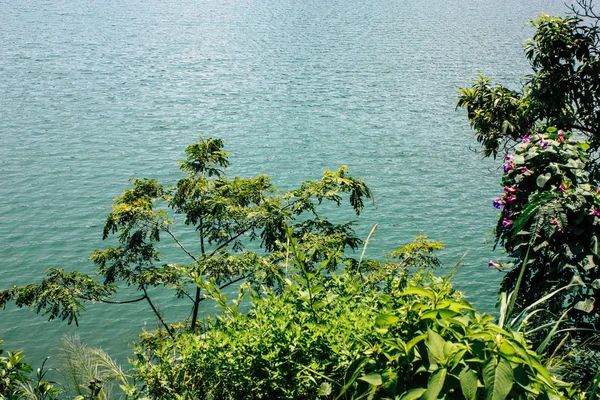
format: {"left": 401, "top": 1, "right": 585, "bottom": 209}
{"left": 0, "top": 0, "right": 574, "bottom": 364}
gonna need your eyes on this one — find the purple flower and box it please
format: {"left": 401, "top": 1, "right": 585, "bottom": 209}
{"left": 502, "top": 218, "right": 513, "bottom": 229}
{"left": 559, "top": 184, "right": 566, "bottom": 193}
{"left": 521, "top": 135, "right": 532, "bottom": 143}
{"left": 493, "top": 198, "right": 504, "bottom": 209}
{"left": 488, "top": 260, "right": 500, "bottom": 269}
{"left": 504, "top": 186, "right": 516, "bottom": 195}
{"left": 504, "top": 154, "right": 513, "bottom": 161}
{"left": 521, "top": 167, "right": 533, "bottom": 174}
{"left": 503, "top": 163, "right": 514, "bottom": 173}
{"left": 505, "top": 195, "right": 517, "bottom": 204}
{"left": 593, "top": 207, "right": 600, "bottom": 217}
{"left": 558, "top": 130, "right": 565, "bottom": 141}
{"left": 540, "top": 138, "right": 548, "bottom": 149}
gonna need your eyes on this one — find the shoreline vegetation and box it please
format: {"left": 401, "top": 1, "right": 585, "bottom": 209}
{"left": 3, "top": 1, "right": 600, "bottom": 398}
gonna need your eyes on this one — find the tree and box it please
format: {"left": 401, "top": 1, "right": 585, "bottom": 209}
{"left": 458, "top": 0, "right": 600, "bottom": 381}
{"left": 0, "top": 137, "right": 372, "bottom": 336}
{"left": 458, "top": 6, "right": 600, "bottom": 159}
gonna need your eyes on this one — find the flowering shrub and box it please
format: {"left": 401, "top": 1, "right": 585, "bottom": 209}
{"left": 492, "top": 128, "right": 600, "bottom": 342}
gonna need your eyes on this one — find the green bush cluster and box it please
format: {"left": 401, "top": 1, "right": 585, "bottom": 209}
{"left": 132, "top": 241, "right": 568, "bottom": 400}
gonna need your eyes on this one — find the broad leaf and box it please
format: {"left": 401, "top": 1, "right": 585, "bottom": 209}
{"left": 399, "top": 388, "right": 427, "bottom": 400}
{"left": 422, "top": 368, "right": 447, "bottom": 400}
{"left": 425, "top": 329, "right": 446, "bottom": 364}
{"left": 459, "top": 368, "right": 479, "bottom": 400}
{"left": 359, "top": 373, "right": 382, "bottom": 386}
{"left": 483, "top": 357, "right": 513, "bottom": 400}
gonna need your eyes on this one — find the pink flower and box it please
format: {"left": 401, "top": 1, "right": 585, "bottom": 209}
{"left": 521, "top": 135, "right": 532, "bottom": 143}
{"left": 504, "top": 186, "right": 517, "bottom": 194}
{"left": 493, "top": 198, "right": 504, "bottom": 209}
{"left": 559, "top": 184, "right": 566, "bottom": 193}
{"left": 593, "top": 207, "right": 600, "bottom": 217}
{"left": 488, "top": 260, "right": 500, "bottom": 268}
{"left": 521, "top": 167, "right": 533, "bottom": 174}
{"left": 558, "top": 130, "right": 565, "bottom": 141}
{"left": 504, "top": 163, "right": 514, "bottom": 173}
{"left": 505, "top": 195, "right": 517, "bottom": 204}
{"left": 504, "top": 154, "right": 513, "bottom": 161}
{"left": 502, "top": 218, "right": 513, "bottom": 229}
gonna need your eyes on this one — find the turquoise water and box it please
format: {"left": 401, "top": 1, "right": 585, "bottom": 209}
{"left": 1, "top": 0, "right": 573, "bottom": 365}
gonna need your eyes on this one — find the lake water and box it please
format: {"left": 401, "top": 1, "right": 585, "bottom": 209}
{"left": 1, "top": 0, "right": 573, "bottom": 366}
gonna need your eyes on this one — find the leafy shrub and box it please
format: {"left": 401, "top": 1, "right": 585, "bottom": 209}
{"left": 0, "top": 340, "right": 60, "bottom": 400}
{"left": 131, "top": 237, "right": 568, "bottom": 399}
{"left": 492, "top": 130, "right": 600, "bottom": 343}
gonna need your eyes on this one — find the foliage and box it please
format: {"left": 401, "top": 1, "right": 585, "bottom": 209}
{"left": 344, "top": 279, "right": 571, "bottom": 400}
{"left": 56, "top": 335, "right": 134, "bottom": 400}
{"left": 492, "top": 130, "right": 600, "bottom": 329}
{"left": 0, "top": 340, "right": 61, "bottom": 400}
{"left": 457, "top": 10, "right": 600, "bottom": 158}
{"left": 458, "top": 3, "right": 600, "bottom": 390}
{"left": 0, "top": 137, "right": 372, "bottom": 335}
{"left": 131, "top": 236, "right": 567, "bottom": 400}
{"left": 0, "top": 270, "right": 114, "bottom": 326}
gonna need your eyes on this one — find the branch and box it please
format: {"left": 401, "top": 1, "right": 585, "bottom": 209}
{"left": 162, "top": 225, "right": 199, "bottom": 263}
{"left": 142, "top": 286, "right": 173, "bottom": 338}
{"left": 207, "top": 201, "right": 298, "bottom": 258}
{"left": 571, "top": 123, "right": 600, "bottom": 137}
{"left": 91, "top": 296, "right": 147, "bottom": 305}
{"left": 196, "top": 274, "right": 250, "bottom": 306}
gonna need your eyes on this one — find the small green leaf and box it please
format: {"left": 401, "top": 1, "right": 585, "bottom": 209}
{"left": 375, "top": 314, "right": 400, "bottom": 328}
{"left": 399, "top": 287, "right": 435, "bottom": 300}
{"left": 536, "top": 173, "right": 551, "bottom": 188}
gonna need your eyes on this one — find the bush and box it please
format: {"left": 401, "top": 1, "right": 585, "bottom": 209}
{"left": 131, "top": 237, "right": 569, "bottom": 399}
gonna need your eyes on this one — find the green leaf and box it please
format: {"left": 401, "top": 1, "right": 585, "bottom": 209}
{"left": 565, "top": 158, "right": 584, "bottom": 169}
{"left": 422, "top": 368, "right": 447, "bottom": 400}
{"left": 459, "top": 368, "right": 479, "bottom": 400}
{"left": 399, "top": 388, "right": 427, "bottom": 400}
{"left": 337, "top": 357, "right": 370, "bottom": 398}
{"left": 579, "top": 142, "right": 590, "bottom": 151}
{"left": 536, "top": 173, "right": 551, "bottom": 188}
{"left": 574, "top": 297, "right": 595, "bottom": 313}
{"left": 359, "top": 373, "right": 383, "bottom": 386}
{"left": 399, "top": 287, "right": 435, "bottom": 300}
{"left": 591, "top": 235, "right": 600, "bottom": 257}
{"left": 406, "top": 333, "right": 428, "bottom": 353}
{"left": 512, "top": 154, "right": 525, "bottom": 165}
{"left": 318, "top": 382, "right": 332, "bottom": 397}
{"left": 483, "top": 357, "right": 513, "bottom": 400}
{"left": 375, "top": 314, "right": 400, "bottom": 328}
{"left": 425, "top": 329, "right": 446, "bottom": 364}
